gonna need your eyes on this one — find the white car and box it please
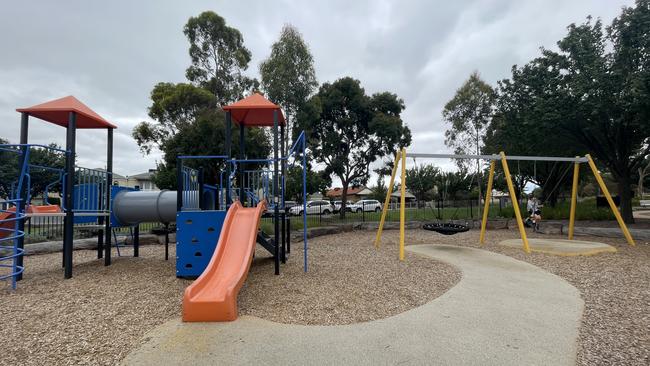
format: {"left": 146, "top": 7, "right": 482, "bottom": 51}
{"left": 347, "top": 199, "right": 382, "bottom": 213}
{"left": 332, "top": 200, "right": 343, "bottom": 212}
{"left": 288, "top": 200, "right": 334, "bottom": 216}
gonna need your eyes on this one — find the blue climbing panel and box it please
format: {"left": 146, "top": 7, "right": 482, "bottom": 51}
{"left": 175, "top": 210, "right": 226, "bottom": 277}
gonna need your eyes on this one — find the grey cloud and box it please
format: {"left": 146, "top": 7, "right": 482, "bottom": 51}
{"left": 0, "top": 0, "right": 634, "bottom": 181}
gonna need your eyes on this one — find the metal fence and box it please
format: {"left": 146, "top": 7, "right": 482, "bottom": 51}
{"left": 24, "top": 219, "right": 161, "bottom": 243}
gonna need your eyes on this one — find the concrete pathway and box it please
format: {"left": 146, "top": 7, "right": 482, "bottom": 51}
{"left": 499, "top": 238, "right": 617, "bottom": 256}
{"left": 123, "top": 245, "right": 583, "bottom": 366}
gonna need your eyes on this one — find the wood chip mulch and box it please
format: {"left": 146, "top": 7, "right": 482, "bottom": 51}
{"left": 0, "top": 232, "right": 459, "bottom": 365}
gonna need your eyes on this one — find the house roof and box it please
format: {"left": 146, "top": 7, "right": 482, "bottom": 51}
{"left": 93, "top": 168, "right": 126, "bottom": 180}
{"left": 326, "top": 186, "right": 367, "bottom": 198}
{"left": 17, "top": 96, "right": 116, "bottom": 129}
{"left": 391, "top": 189, "right": 416, "bottom": 198}
{"left": 222, "top": 93, "right": 286, "bottom": 127}
{"left": 129, "top": 170, "right": 156, "bottom": 180}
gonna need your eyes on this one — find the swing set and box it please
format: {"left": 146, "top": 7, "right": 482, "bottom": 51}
{"left": 375, "top": 149, "right": 635, "bottom": 260}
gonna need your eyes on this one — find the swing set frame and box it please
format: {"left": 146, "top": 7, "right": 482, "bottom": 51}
{"left": 375, "top": 149, "right": 635, "bottom": 260}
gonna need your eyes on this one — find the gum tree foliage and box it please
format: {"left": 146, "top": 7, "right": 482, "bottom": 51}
{"left": 405, "top": 163, "right": 440, "bottom": 202}
{"left": 184, "top": 11, "right": 257, "bottom": 105}
{"left": 284, "top": 165, "right": 331, "bottom": 202}
{"left": 133, "top": 11, "right": 270, "bottom": 189}
{"left": 298, "top": 77, "right": 412, "bottom": 217}
{"left": 0, "top": 138, "right": 18, "bottom": 198}
{"left": 484, "top": 55, "right": 583, "bottom": 206}
{"left": 486, "top": 1, "right": 650, "bottom": 222}
{"left": 0, "top": 139, "right": 65, "bottom": 200}
{"left": 259, "top": 24, "right": 318, "bottom": 139}
{"left": 443, "top": 71, "right": 496, "bottom": 204}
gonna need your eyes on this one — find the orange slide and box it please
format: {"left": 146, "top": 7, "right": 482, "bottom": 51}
{"left": 182, "top": 200, "right": 267, "bottom": 322}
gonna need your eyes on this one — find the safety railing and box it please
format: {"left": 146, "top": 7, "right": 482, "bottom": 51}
{"left": 0, "top": 199, "right": 26, "bottom": 289}
{"left": 181, "top": 165, "right": 200, "bottom": 210}
{"left": 177, "top": 155, "right": 228, "bottom": 211}
{"left": 69, "top": 167, "right": 109, "bottom": 213}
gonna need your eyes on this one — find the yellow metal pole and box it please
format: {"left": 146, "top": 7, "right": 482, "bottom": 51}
{"left": 568, "top": 158, "right": 580, "bottom": 240}
{"left": 500, "top": 152, "right": 531, "bottom": 253}
{"left": 375, "top": 151, "right": 401, "bottom": 248}
{"left": 585, "top": 154, "right": 635, "bottom": 246}
{"left": 399, "top": 148, "right": 406, "bottom": 261}
{"left": 479, "top": 160, "right": 495, "bottom": 245}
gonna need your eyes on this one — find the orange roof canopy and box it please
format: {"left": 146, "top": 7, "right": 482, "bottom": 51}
{"left": 16, "top": 95, "right": 116, "bottom": 129}
{"left": 222, "top": 93, "right": 285, "bottom": 127}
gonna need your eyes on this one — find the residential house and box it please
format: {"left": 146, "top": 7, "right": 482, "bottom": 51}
{"left": 325, "top": 186, "right": 371, "bottom": 202}
{"left": 127, "top": 169, "right": 158, "bottom": 191}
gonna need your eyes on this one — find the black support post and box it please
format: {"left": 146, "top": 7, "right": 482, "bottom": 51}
{"left": 225, "top": 111, "right": 232, "bottom": 207}
{"left": 198, "top": 167, "right": 204, "bottom": 210}
{"left": 16, "top": 113, "right": 28, "bottom": 281}
{"left": 63, "top": 112, "right": 76, "bottom": 279}
{"left": 104, "top": 128, "right": 113, "bottom": 266}
{"left": 97, "top": 226, "right": 104, "bottom": 259}
{"left": 176, "top": 157, "right": 183, "bottom": 212}
{"left": 273, "top": 110, "right": 280, "bottom": 275}
{"left": 164, "top": 223, "right": 169, "bottom": 261}
{"left": 133, "top": 224, "right": 139, "bottom": 257}
{"left": 239, "top": 123, "right": 245, "bottom": 205}
{"left": 287, "top": 217, "right": 291, "bottom": 254}
{"left": 281, "top": 212, "right": 286, "bottom": 263}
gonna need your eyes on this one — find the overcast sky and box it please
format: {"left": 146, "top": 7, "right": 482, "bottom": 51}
{"left": 0, "top": 0, "right": 633, "bottom": 180}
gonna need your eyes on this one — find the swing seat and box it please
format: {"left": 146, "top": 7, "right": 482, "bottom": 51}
{"left": 422, "top": 222, "right": 470, "bottom": 235}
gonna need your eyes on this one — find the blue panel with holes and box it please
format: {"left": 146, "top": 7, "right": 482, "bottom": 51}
{"left": 175, "top": 210, "right": 227, "bottom": 277}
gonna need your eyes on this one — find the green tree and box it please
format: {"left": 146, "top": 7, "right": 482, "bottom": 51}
{"left": 133, "top": 83, "right": 215, "bottom": 154}
{"left": 259, "top": 24, "right": 318, "bottom": 139}
{"left": 29, "top": 143, "right": 65, "bottom": 199}
{"left": 299, "top": 77, "right": 411, "bottom": 217}
{"left": 443, "top": 71, "right": 496, "bottom": 204}
{"left": 0, "top": 140, "right": 65, "bottom": 201}
{"left": 520, "top": 4, "right": 649, "bottom": 222}
{"left": 368, "top": 175, "right": 389, "bottom": 201}
{"left": 153, "top": 111, "right": 271, "bottom": 190}
{"left": 484, "top": 55, "right": 583, "bottom": 206}
{"left": 134, "top": 11, "right": 272, "bottom": 190}
{"left": 0, "top": 138, "right": 18, "bottom": 198}
{"left": 284, "top": 165, "right": 331, "bottom": 202}
{"left": 184, "top": 11, "right": 256, "bottom": 105}
{"left": 405, "top": 163, "right": 440, "bottom": 202}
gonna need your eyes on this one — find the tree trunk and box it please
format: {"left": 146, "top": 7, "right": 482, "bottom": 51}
{"left": 339, "top": 181, "right": 348, "bottom": 219}
{"left": 639, "top": 165, "right": 648, "bottom": 199}
{"left": 475, "top": 135, "right": 482, "bottom": 213}
{"left": 616, "top": 175, "right": 634, "bottom": 224}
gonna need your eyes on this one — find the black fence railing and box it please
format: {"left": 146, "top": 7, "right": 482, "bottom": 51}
{"left": 25, "top": 219, "right": 161, "bottom": 244}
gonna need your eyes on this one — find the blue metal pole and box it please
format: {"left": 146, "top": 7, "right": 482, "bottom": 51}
{"left": 302, "top": 134, "right": 307, "bottom": 272}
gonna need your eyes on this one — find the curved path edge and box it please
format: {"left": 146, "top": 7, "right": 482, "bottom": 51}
{"left": 122, "top": 245, "right": 583, "bottom": 366}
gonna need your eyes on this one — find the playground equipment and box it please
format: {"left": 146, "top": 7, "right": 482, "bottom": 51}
{"left": 181, "top": 93, "right": 308, "bottom": 322}
{"left": 2, "top": 93, "right": 308, "bottom": 324}
{"left": 0, "top": 96, "right": 116, "bottom": 288}
{"left": 375, "top": 149, "right": 635, "bottom": 260}
{"left": 183, "top": 200, "right": 266, "bottom": 322}
{"left": 422, "top": 222, "right": 470, "bottom": 235}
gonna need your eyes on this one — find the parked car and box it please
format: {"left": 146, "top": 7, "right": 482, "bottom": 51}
{"left": 346, "top": 199, "right": 382, "bottom": 213}
{"left": 332, "top": 200, "right": 343, "bottom": 213}
{"left": 288, "top": 200, "right": 334, "bottom": 216}
{"left": 284, "top": 200, "right": 298, "bottom": 210}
